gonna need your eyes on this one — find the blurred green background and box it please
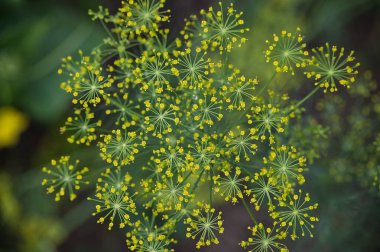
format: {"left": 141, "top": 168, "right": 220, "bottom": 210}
{"left": 1, "top": 0, "right": 380, "bottom": 251}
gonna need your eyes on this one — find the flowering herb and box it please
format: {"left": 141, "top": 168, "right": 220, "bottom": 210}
{"left": 42, "top": 0, "right": 360, "bottom": 251}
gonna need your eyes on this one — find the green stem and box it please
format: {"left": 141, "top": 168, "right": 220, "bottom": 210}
{"left": 242, "top": 197, "right": 258, "bottom": 225}
{"left": 223, "top": 52, "right": 229, "bottom": 79}
{"left": 180, "top": 171, "right": 193, "bottom": 185}
{"left": 209, "top": 171, "right": 213, "bottom": 205}
{"left": 258, "top": 71, "right": 277, "bottom": 95}
{"left": 100, "top": 19, "right": 116, "bottom": 42}
{"left": 150, "top": 213, "right": 156, "bottom": 228}
{"left": 189, "top": 169, "right": 205, "bottom": 195}
{"left": 239, "top": 165, "right": 254, "bottom": 177}
{"left": 294, "top": 86, "right": 320, "bottom": 109}
{"left": 183, "top": 169, "right": 205, "bottom": 209}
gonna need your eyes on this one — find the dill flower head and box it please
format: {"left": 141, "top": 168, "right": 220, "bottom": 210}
{"left": 240, "top": 223, "right": 288, "bottom": 252}
{"left": 270, "top": 190, "right": 318, "bottom": 240}
{"left": 192, "top": 95, "right": 223, "bottom": 127}
{"left": 149, "top": 178, "right": 191, "bottom": 212}
{"left": 265, "top": 28, "right": 308, "bottom": 75}
{"left": 126, "top": 212, "right": 177, "bottom": 251}
{"left": 98, "top": 129, "right": 145, "bottom": 167}
{"left": 176, "top": 50, "right": 210, "bottom": 88}
{"left": 154, "top": 145, "right": 185, "bottom": 173}
{"left": 249, "top": 172, "right": 280, "bottom": 211}
{"left": 305, "top": 43, "right": 360, "bottom": 93}
{"left": 134, "top": 239, "right": 173, "bottom": 252}
{"left": 128, "top": 0, "right": 170, "bottom": 34}
{"left": 222, "top": 73, "right": 258, "bottom": 111}
{"left": 142, "top": 51, "right": 172, "bottom": 86}
{"left": 60, "top": 108, "right": 101, "bottom": 146}
{"left": 224, "top": 126, "right": 258, "bottom": 162}
{"left": 182, "top": 2, "right": 249, "bottom": 53}
{"left": 215, "top": 167, "right": 249, "bottom": 204}
{"left": 188, "top": 137, "right": 218, "bottom": 172}
{"left": 247, "top": 94, "right": 290, "bottom": 143}
{"left": 264, "top": 145, "right": 306, "bottom": 186}
{"left": 145, "top": 103, "right": 180, "bottom": 135}
{"left": 89, "top": 171, "right": 137, "bottom": 230}
{"left": 184, "top": 203, "right": 224, "bottom": 248}
{"left": 41, "top": 156, "right": 89, "bottom": 201}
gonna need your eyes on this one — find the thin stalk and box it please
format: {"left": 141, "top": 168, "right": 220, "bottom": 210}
{"left": 294, "top": 86, "right": 320, "bottom": 108}
{"left": 150, "top": 213, "right": 156, "bottom": 229}
{"left": 258, "top": 71, "right": 277, "bottom": 95}
{"left": 180, "top": 171, "right": 193, "bottom": 185}
{"left": 100, "top": 19, "right": 116, "bottom": 42}
{"left": 183, "top": 169, "right": 205, "bottom": 209}
{"left": 242, "top": 197, "right": 258, "bottom": 225}
{"left": 239, "top": 165, "right": 254, "bottom": 177}
{"left": 189, "top": 169, "right": 205, "bottom": 195}
{"left": 209, "top": 171, "right": 213, "bottom": 205}
{"left": 223, "top": 52, "right": 229, "bottom": 79}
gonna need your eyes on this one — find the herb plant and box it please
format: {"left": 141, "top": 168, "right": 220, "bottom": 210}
{"left": 41, "top": 1, "right": 360, "bottom": 251}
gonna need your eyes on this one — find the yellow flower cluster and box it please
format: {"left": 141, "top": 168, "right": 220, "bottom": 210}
{"left": 41, "top": 0, "right": 361, "bottom": 251}
{"left": 240, "top": 222, "right": 288, "bottom": 252}
{"left": 88, "top": 169, "right": 138, "bottom": 230}
{"left": 265, "top": 31, "right": 360, "bottom": 93}
{"left": 41, "top": 156, "right": 89, "bottom": 201}
{"left": 183, "top": 2, "right": 249, "bottom": 53}
{"left": 265, "top": 28, "right": 308, "bottom": 75}
{"left": 305, "top": 43, "right": 360, "bottom": 92}
{"left": 184, "top": 203, "right": 224, "bottom": 248}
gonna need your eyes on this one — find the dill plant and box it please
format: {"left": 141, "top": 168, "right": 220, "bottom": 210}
{"left": 41, "top": 1, "right": 360, "bottom": 251}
